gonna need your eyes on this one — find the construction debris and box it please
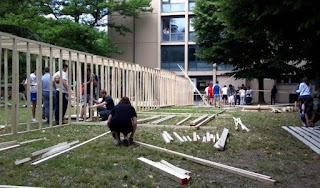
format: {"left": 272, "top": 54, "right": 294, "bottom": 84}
{"left": 135, "top": 141, "right": 275, "bottom": 185}
{"left": 233, "top": 117, "right": 250, "bottom": 132}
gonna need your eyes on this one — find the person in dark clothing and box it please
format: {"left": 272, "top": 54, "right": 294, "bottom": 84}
{"left": 80, "top": 68, "right": 98, "bottom": 119}
{"left": 107, "top": 97, "right": 137, "bottom": 146}
{"left": 271, "top": 85, "right": 277, "bottom": 105}
{"left": 90, "top": 89, "right": 114, "bottom": 121}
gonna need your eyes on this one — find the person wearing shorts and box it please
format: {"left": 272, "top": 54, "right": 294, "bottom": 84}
{"left": 213, "top": 81, "right": 222, "bottom": 107}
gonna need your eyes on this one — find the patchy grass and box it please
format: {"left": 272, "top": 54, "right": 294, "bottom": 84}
{"left": 0, "top": 106, "right": 319, "bottom": 187}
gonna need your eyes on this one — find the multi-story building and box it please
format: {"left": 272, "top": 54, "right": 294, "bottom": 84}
{"left": 108, "top": 0, "right": 302, "bottom": 104}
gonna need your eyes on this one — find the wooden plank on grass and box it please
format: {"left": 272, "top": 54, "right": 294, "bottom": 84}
{"left": 192, "top": 132, "right": 197, "bottom": 142}
{"left": 135, "top": 141, "right": 275, "bottom": 185}
{"left": 138, "top": 157, "right": 190, "bottom": 185}
{"left": 190, "top": 115, "right": 208, "bottom": 126}
{"left": 238, "top": 118, "right": 250, "bottom": 132}
{"left": 151, "top": 115, "right": 176, "bottom": 125}
{"left": 163, "top": 131, "right": 173, "bottom": 141}
{"left": 31, "top": 142, "right": 68, "bottom": 157}
{"left": 194, "top": 114, "right": 215, "bottom": 129}
{"left": 0, "top": 185, "right": 41, "bottom": 188}
{"left": 0, "top": 140, "right": 18, "bottom": 148}
{"left": 15, "top": 157, "right": 32, "bottom": 165}
{"left": 214, "top": 128, "right": 229, "bottom": 150}
{"left": 160, "top": 159, "right": 191, "bottom": 175}
{"left": 20, "top": 137, "right": 46, "bottom": 145}
{"left": 31, "top": 131, "right": 111, "bottom": 165}
{"left": 282, "top": 126, "right": 320, "bottom": 154}
{"left": 0, "top": 144, "right": 20, "bottom": 152}
{"left": 173, "top": 132, "right": 184, "bottom": 142}
{"left": 162, "top": 133, "right": 171, "bottom": 144}
{"left": 137, "top": 116, "right": 161, "bottom": 124}
{"left": 176, "top": 115, "right": 192, "bottom": 125}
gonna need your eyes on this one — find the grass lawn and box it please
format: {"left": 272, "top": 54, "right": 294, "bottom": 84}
{"left": 0, "top": 105, "right": 319, "bottom": 187}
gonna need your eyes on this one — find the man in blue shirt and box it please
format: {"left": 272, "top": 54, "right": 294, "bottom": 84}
{"left": 213, "top": 81, "right": 222, "bottom": 108}
{"left": 42, "top": 67, "right": 55, "bottom": 123}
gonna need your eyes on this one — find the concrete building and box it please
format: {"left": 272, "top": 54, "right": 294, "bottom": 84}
{"left": 108, "top": 0, "right": 302, "bottom": 104}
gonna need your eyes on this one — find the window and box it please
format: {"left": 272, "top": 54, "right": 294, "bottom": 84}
{"left": 162, "top": 0, "right": 185, "bottom": 13}
{"left": 189, "top": 0, "right": 196, "bottom": 11}
{"left": 162, "top": 17, "right": 185, "bottom": 42}
{"left": 217, "top": 63, "right": 234, "bottom": 71}
{"left": 276, "top": 75, "right": 300, "bottom": 84}
{"left": 161, "top": 46, "right": 185, "bottom": 71}
{"left": 189, "top": 17, "right": 196, "bottom": 41}
{"left": 188, "top": 46, "right": 213, "bottom": 71}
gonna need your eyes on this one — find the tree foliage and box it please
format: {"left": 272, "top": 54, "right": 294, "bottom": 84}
{"left": 30, "top": 0, "right": 152, "bottom": 34}
{"left": 193, "top": 0, "right": 320, "bottom": 102}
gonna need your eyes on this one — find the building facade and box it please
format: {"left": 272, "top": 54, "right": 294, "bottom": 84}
{"left": 108, "top": 0, "right": 302, "bottom": 104}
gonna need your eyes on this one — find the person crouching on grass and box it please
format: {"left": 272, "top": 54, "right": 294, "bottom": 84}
{"left": 107, "top": 97, "right": 137, "bottom": 146}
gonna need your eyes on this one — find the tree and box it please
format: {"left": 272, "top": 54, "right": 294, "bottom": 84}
{"left": 193, "top": 0, "right": 318, "bottom": 103}
{"left": 30, "top": 0, "right": 152, "bottom": 34}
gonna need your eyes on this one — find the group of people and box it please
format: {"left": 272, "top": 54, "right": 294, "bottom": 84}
{"left": 22, "top": 64, "right": 70, "bottom": 124}
{"left": 21, "top": 64, "right": 137, "bottom": 146}
{"left": 204, "top": 82, "right": 253, "bottom": 107}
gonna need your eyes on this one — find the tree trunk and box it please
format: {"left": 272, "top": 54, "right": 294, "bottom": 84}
{"left": 258, "top": 77, "right": 265, "bottom": 104}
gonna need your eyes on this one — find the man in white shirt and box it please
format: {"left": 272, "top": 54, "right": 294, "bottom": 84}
{"left": 24, "top": 69, "right": 38, "bottom": 122}
{"left": 53, "top": 64, "right": 69, "bottom": 125}
{"left": 221, "top": 85, "right": 228, "bottom": 106}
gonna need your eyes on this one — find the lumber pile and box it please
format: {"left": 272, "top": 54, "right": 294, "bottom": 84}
{"left": 0, "top": 138, "right": 46, "bottom": 152}
{"left": 270, "top": 106, "right": 295, "bottom": 113}
{"left": 138, "top": 157, "right": 191, "bottom": 185}
{"left": 282, "top": 126, "right": 320, "bottom": 154}
{"left": 15, "top": 140, "right": 79, "bottom": 165}
{"left": 161, "top": 130, "right": 229, "bottom": 150}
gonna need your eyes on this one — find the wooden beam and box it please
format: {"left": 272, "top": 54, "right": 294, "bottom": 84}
{"left": 163, "top": 131, "right": 173, "bottom": 141}
{"left": 0, "top": 140, "right": 18, "bottom": 148}
{"left": 135, "top": 141, "right": 275, "bottom": 184}
{"left": 31, "top": 131, "right": 110, "bottom": 165}
{"left": 173, "top": 132, "right": 185, "bottom": 142}
{"left": 0, "top": 144, "right": 20, "bottom": 152}
{"left": 162, "top": 133, "right": 171, "bottom": 144}
{"left": 195, "top": 114, "right": 216, "bottom": 129}
{"left": 214, "top": 128, "right": 229, "bottom": 150}
{"left": 190, "top": 115, "right": 208, "bottom": 126}
{"left": 138, "top": 157, "right": 190, "bottom": 185}
{"left": 151, "top": 115, "right": 176, "bottom": 125}
{"left": 176, "top": 115, "right": 192, "bottom": 125}
{"left": 160, "top": 159, "right": 191, "bottom": 175}
{"left": 31, "top": 142, "right": 68, "bottom": 157}
{"left": 137, "top": 116, "right": 161, "bottom": 124}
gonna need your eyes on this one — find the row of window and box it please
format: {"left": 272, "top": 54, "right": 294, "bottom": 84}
{"left": 162, "top": 17, "right": 195, "bottom": 42}
{"left": 162, "top": 0, "right": 195, "bottom": 13}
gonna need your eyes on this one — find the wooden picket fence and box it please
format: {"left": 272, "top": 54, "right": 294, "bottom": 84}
{"left": 0, "top": 31, "right": 193, "bottom": 135}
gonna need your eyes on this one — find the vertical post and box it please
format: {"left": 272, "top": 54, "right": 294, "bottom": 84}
{"left": 4, "top": 49, "right": 8, "bottom": 127}
{"left": 37, "top": 45, "right": 43, "bottom": 129}
{"left": 26, "top": 43, "right": 31, "bottom": 130}
{"left": 76, "top": 53, "right": 81, "bottom": 122}
{"left": 49, "top": 47, "right": 54, "bottom": 127}
{"left": 11, "top": 38, "right": 19, "bottom": 134}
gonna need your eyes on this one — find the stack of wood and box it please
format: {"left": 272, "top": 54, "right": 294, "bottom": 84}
{"left": 15, "top": 140, "right": 79, "bottom": 165}
{"left": 0, "top": 138, "right": 46, "bottom": 152}
{"left": 233, "top": 117, "right": 250, "bottom": 132}
{"left": 138, "top": 157, "right": 191, "bottom": 185}
{"left": 270, "top": 106, "right": 295, "bottom": 113}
